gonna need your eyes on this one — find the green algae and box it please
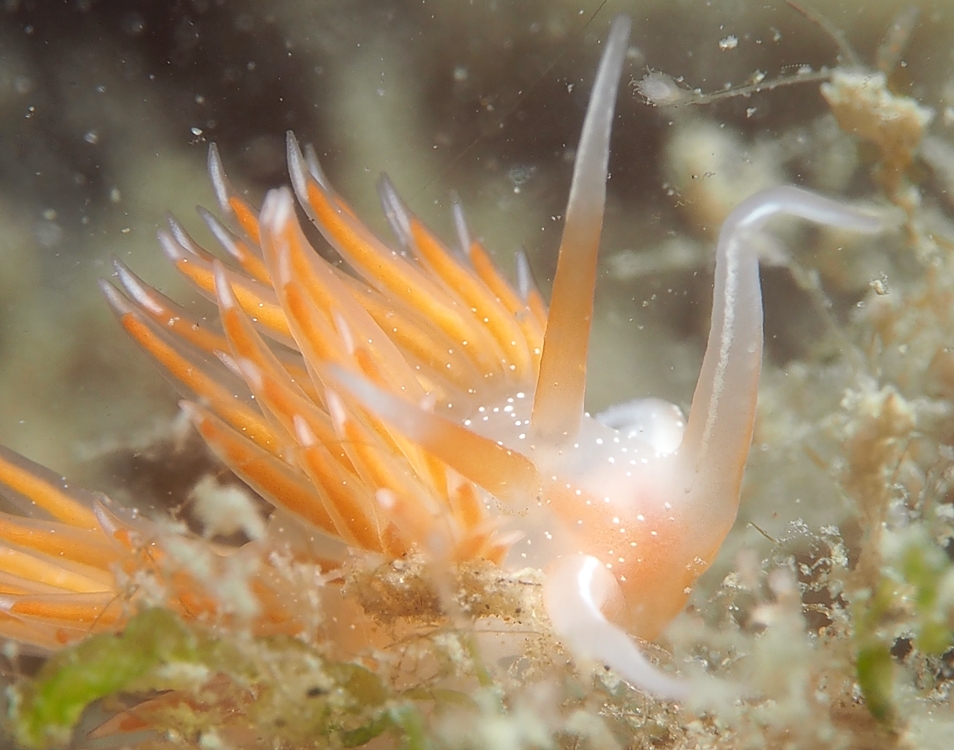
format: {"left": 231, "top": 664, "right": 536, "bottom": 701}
{"left": 14, "top": 609, "right": 201, "bottom": 748}
{"left": 897, "top": 534, "right": 953, "bottom": 656}
{"left": 853, "top": 529, "right": 954, "bottom": 727}
{"left": 855, "top": 642, "right": 895, "bottom": 725}
{"left": 10, "top": 608, "right": 401, "bottom": 749}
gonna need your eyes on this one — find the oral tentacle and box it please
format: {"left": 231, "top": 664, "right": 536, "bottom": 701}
{"left": 679, "top": 186, "right": 885, "bottom": 545}
{"left": 532, "top": 15, "right": 631, "bottom": 445}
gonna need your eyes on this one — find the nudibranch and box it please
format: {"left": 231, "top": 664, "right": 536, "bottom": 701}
{"left": 0, "top": 14, "right": 884, "bottom": 700}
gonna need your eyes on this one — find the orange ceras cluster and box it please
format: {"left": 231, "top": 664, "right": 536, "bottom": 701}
{"left": 0, "top": 15, "right": 884, "bottom": 701}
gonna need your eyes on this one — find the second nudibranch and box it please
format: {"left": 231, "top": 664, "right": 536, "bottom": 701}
{"left": 334, "top": 15, "right": 884, "bottom": 699}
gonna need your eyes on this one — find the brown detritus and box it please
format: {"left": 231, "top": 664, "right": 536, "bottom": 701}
{"left": 927, "top": 348, "right": 954, "bottom": 403}
{"left": 828, "top": 698, "right": 902, "bottom": 750}
{"left": 345, "top": 558, "right": 443, "bottom": 625}
{"left": 821, "top": 69, "right": 934, "bottom": 210}
{"left": 345, "top": 557, "right": 542, "bottom": 627}
{"left": 838, "top": 384, "right": 916, "bottom": 590}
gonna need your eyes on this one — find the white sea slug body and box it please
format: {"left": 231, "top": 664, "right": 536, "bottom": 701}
{"left": 330, "top": 15, "right": 884, "bottom": 698}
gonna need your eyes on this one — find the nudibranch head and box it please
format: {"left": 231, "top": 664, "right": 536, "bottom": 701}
{"left": 0, "top": 14, "right": 886, "bottom": 704}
